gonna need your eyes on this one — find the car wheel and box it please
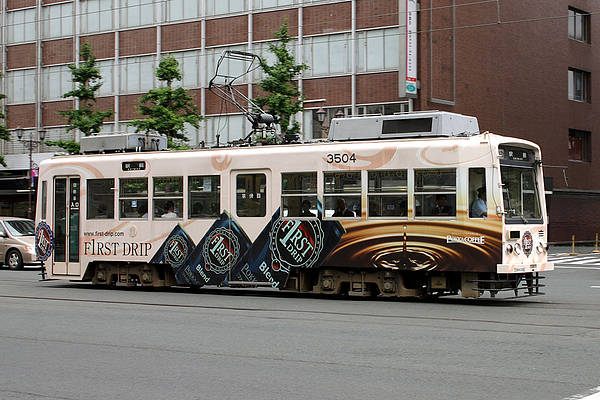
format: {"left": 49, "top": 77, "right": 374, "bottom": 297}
{"left": 7, "top": 250, "right": 23, "bottom": 270}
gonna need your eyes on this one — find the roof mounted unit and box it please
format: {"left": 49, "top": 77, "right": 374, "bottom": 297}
{"left": 80, "top": 133, "right": 167, "bottom": 154}
{"left": 327, "top": 111, "right": 480, "bottom": 141}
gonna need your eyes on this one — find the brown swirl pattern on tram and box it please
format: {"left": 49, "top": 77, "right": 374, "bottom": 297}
{"left": 322, "top": 220, "right": 502, "bottom": 272}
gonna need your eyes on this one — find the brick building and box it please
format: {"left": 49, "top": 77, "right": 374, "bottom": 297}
{"left": 0, "top": 0, "right": 597, "bottom": 241}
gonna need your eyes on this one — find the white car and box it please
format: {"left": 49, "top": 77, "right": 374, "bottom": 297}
{"left": 0, "top": 217, "right": 39, "bottom": 270}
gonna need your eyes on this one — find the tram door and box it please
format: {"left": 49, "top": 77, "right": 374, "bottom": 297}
{"left": 52, "top": 177, "right": 81, "bottom": 276}
{"left": 229, "top": 170, "right": 271, "bottom": 280}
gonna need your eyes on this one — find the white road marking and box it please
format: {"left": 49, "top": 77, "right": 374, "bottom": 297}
{"left": 564, "top": 386, "right": 600, "bottom": 400}
{"left": 555, "top": 266, "right": 600, "bottom": 270}
{"left": 591, "top": 286, "right": 600, "bottom": 289}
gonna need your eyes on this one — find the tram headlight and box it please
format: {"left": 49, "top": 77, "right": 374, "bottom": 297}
{"left": 513, "top": 243, "right": 522, "bottom": 255}
{"left": 506, "top": 244, "right": 513, "bottom": 254}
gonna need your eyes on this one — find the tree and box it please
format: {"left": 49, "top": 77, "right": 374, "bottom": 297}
{"left": 45, "top": 43, "right": 113, "bottom": 154}
{"left": 254, "top": 21, "right": 308, "bottom": 137}
{"left": 128, "top": 56, "right": 202, "bottom": 148}
{"left": 0, "top": 78, "right": 9, "bottom": 167}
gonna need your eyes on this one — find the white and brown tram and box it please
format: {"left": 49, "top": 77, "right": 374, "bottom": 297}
{"left": 34, "top": 112, "right": 553, "bottom": 298}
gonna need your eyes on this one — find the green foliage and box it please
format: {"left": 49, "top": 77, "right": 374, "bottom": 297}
{"left": 44, "top": 140, "right": 80, "bottom": 155}
{"left": 59, "top": 42, "right": 113, "bottom": 152}
{"left": 254, "top": 21, "right": 308, "bottom": 137}
{"left": 128, "top": 56, "right": 202, "bottom": 147}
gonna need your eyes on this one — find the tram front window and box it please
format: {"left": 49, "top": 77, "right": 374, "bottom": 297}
{"left": 501, "top": 166, "right": 542, "bottom": 223}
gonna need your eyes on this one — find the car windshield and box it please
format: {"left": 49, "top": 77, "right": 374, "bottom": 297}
{"left": 501, "top": 166, "right": 542, "bottom": 223}
{"left": 4, "top": 220, "right": 35, "bottom": 236}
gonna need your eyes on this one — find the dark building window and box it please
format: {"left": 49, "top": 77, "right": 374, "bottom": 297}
{"left": 568, "top": 7, "right": 590, "bottom": 42}
{"left": 568, "top": 129, "right": 591, "bottom": 161}
{"left": 568, "top": 68, "right": 590, "bottom": 102}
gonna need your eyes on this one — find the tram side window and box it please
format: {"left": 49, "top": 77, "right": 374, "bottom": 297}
{"left": 281, "top": 172, "right": 318, "bottom": 218}
{"left": 469, "top": 168, "right": 487, "bottom": 218}
{"left": 119, "top": 178, "right": 148, "bottom": 219}
{"left": 237, "top": 174, "right": 266, "bottom": 217}
{"left": 153, "top": 177, "right": 183, "bottom": 219}
{"left": 87, "top": 179, "right": 115, "bottom": 219}
{"left": 368, "top": 170, "right": 408, "bottom": 217}
{"left": 41, "top": 181, "right": 47, "bottom": 220}
{"left": 414, "top": 169, "right": 456, "bottom": 217}
{"left": 324, "top": 171, "right": 361, "bottom": 218}
{"left": 189, "top": 175, "right": 220, "bottom": 218}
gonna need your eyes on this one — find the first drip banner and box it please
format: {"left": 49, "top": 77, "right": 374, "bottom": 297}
{"left": 150, "top": 209, "right": 345, "bottom": 288}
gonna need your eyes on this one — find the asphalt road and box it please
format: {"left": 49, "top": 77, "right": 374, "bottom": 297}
{"left": 0, "top": 253, "right": 598, "bottom": 400}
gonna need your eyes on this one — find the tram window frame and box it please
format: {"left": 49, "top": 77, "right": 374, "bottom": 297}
{"left": 153, "top": 176, "right": 183, "bottom": 220}
{"left": 414, "top": 169, "right": 456, "bottom": 218}
{"left": 41, "top": 181, "right": 47, "bottom": 220}
{"left": 236, "top": 173, "right": 267, "bottom": 218}
{"left": 367, "top": 170, "right": 408, "bottom": 218}
{"left": 188, "top": 175, "right": 220, "bottom": 219}
{"left": 469, "top": 168, "right": 487, "bottom": 218}
{"left": 323, "top": 171, "right": 361, "bottom": 219}
{"left": 87, "top": 178, "right": 115, "bottom": 220}
{"left": 119, "top": 177, "right": 148, "bottom": 220}
{"left": 281, "top": 172, "right": 318, "bottom": 218}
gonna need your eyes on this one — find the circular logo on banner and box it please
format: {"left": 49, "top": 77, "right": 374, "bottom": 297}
{"left": 35, "top": 222, "right": 54, "bottom": 261}
{"left": 522, "top": 231, "right": 533, "bottom": 256}
{"left": 270, "top": 219, "right": 324, "bottom": 272}
{"left": 203, "top": 227, "right": 240, "bottom": 274}
{"left": 163, "top": 234, "right": 189, "bottom": 269}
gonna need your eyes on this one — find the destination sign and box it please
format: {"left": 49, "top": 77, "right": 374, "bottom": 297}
{"left": 122, "top": 161, "right": 146, "bottom": 171}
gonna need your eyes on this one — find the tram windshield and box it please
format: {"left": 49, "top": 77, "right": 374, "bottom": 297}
{"left": 500, "top": 166, "right": 542, "bottom": 223}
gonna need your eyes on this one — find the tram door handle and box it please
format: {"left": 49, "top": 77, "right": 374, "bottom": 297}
{"left": 496, "top": 206, "right": 505, "bottom": 216}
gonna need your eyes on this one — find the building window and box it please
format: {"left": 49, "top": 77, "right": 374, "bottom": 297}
{"left": 43, "top": 3, "right": 74, "bottom": 39}
{"left": 119, "top": 178, "right": 148, "bottom": 219}
{"left": 568, "top": 7, "right": 590, "bottom": 42}
{"left": 153, "top": 177, "right": 183, "bottom": 219}
{"left": 303, "top": 33, "right": 350, "bottom": 77}
{"left": 281, "top": 172, "right": 318, "bottom": 218}
{"left": 120, "top": 0, "right": 156, "bottom": 28}
{"left": 188, "top": 175, "right": 220, "bottom": 218}
{"left": 167, "top": 0, "right": 200, "bottom": 21}
{"left": 568, "top": 129, "right": 591, "bottom": 161}
{"left": 7, "top": 69, "right": 36, "bottom": 104}
{"left": 324, "top": 172, "right": 361, "bottom": 218}
{"left": 87, "top": 179, "right": 115, "bottom": 219}
{"left": 81, "top": 0, "right": 113, "bottom": 33}
{"left": 7, "top": 9, "right": 36, "bottom": 43}
{"left": 206, "top": 0, "right": 247, "bottom": 16}
{"left": 120, "top": 56, "right": 155, "bottom": 94}
{"left": 42, "top": 66, "right": 73, "bottom": 101}
{"left": 414, "top": 169, "right": 456, "bottom": 217}
{"left": 357, "top": 28, "right": 401, "bottom": 72}
{"left": 368, "top": 170, "right": 408, "bottom": 217}
{"left": 236, "top": 173, "right": 266, "bottom": 217}
{"left": 568, "top": 68, "right": 590, "bottom": 102}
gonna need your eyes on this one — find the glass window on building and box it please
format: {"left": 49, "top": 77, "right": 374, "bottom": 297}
{"left": 358, "top": 28, "right": 401, "bottom": 72}
{"left": 7, "top": 9, "right": 36, "bottom": 43}
{"left": 170, "top": 51, "right": 201, "bottom": 88}
{"left": 119, "top": 178, "right": 148, "bottom": 219}
{"left": 189, "top": 176, "right": 220, "bottom": 218}
{"left": 153, "top": 177, "right": 183, "bottom": 219}
{"left": 414, "top": 169, "right": 456, "bottom": 217}
{"left": 568, "top": 7, "right": 590, "bottom": 42}
{"left": 87, "top": 179, "right": 115, "bottom": 219}
{"left": 205, "top": 115, "right": 247, "bottom": 145}
{"left": 304, "top": 33, "right": 350, "bottom": 77}
{"left": 120, "top": 56, "right": 156, "bottom": 94}
{"left": 7, "top": 69, "right": 36, "bottom": 104}
{"left": 43, "top": 3, "right": 74, "bottom": 39}
{"left": 568, "top": 68, "right": 590, "bottom": 102}
{"left": 568, "top": 129, "right": 591, "bottom": 162}
{"left": 368, "top": 170, "right": 407, "bottom": 217}
{"left": 120, "top": 0, "right": 156, "bottom": 28}
{"left": 42, "top": 66, "right": 73, "bottom": 101}
{"left": 168, "top": 0, "right": 200, "bottom": 22}
{"left": 236, "top": 174, "right": 266, "bottom": 217}
{"left": 324, "top": 171, "right": 361, "bottom": 218}
{"left": 206, "top": 0, "right": 247, "bottom": 16}
{"left": 81, "top": 0, "right": 113, "bottom": 33}
{"left": 256, "top": 0, "right": 293, "bottom": 9}
{"left": 281, "top": 172, "right": 318, "bottom": 218}
{"left": 96, "top": 60, "right": 114, "bottom": 96}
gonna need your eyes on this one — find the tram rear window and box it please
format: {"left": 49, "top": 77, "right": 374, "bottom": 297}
{"left": 87, "top": 179, "right": 115, "bottom": 219}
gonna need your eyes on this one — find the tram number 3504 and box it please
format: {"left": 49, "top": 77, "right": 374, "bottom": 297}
{"left": 326, "top": 153, "right": 356, "bottom": 164}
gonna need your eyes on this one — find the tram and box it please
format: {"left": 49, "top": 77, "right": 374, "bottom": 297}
{"left": 34, "top": 111, "right": 553, "bottom": 298}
